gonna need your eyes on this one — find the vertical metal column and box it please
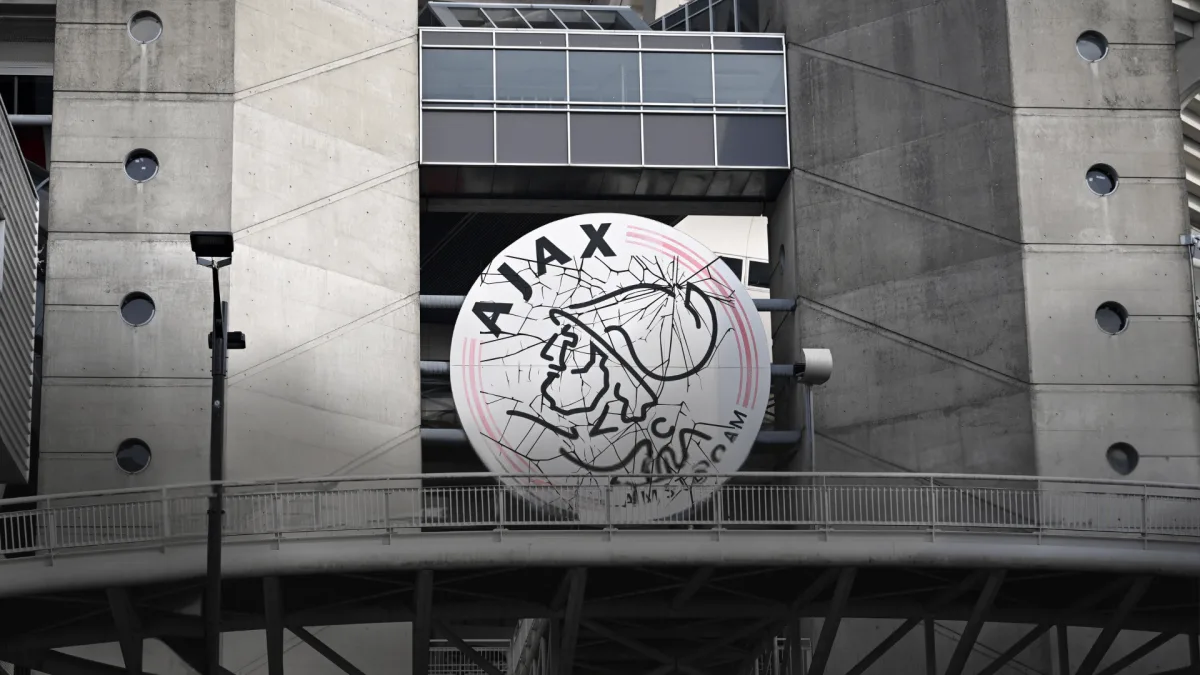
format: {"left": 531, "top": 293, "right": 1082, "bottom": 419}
{"left": 802, "top": 383, "right": 816, "bottom": 472}
{"left": 1056, "top": 625, "right": 1070, "bottom": 675}
{"left": 924, "top": 620, "right": 936, "bottom": 675}
{"left": 204, "top": 272, "right": 229, "bottom": 675}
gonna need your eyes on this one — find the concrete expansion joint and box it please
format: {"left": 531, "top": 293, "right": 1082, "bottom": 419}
{"left": 792, "top": 168, "right": 1021, "bottom": 247}
{"left": 233, "top": 162, "right": 418, "bottom": 241}
{"left": 226, "top": 291, "right": 420, "bottom": 387}
{"left": 797, "top": 296, "right": 1029, "bottom": 389}
{"left": 233, "top": 34, "right": 417, "bottom": 101}
{"left": 787, "top": 42, "right": 1013, "bottom": 114}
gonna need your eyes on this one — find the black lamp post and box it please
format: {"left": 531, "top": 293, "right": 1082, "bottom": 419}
{"left": 189, "top": 231, "right": 245, "bottom": 675}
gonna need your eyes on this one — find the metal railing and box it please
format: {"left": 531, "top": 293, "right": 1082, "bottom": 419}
{"left": 430, "top": 640, "right": 508, "bottom": 674}
{"left": 0, "top": 473, "right": 1198, "bottom": 559}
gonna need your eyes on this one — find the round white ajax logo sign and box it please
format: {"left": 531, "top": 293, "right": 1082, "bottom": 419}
{"left": 449, "top": 213, "right": 771, "bottom": 520}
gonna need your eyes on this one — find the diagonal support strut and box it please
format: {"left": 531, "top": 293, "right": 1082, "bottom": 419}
{"left": 944, "top": 571, "right": 1006, "bottom": 675}
{"left": 1076, "top": 576, "right": 1153, "bottom": 675}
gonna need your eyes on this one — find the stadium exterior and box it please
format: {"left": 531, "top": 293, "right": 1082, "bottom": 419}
{"left": 1, "top": 0, "right": 1199, "bottom": 674}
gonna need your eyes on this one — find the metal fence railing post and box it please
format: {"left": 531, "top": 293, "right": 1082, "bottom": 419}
{"left": 44, "top": 498, "right": 56, "bottom": 561}
{"left": 928, "top": 477, "right": 937, "bottom": 542}
{"left": 161, "top": 488, "right": 171, "bottom": 551}
{"left": 822, "top": 475, "right": 831, "bottom": 537}
{"left": 605, "top": 483, "right": 614, "bottom": 533}
{"left": 1141, "top": 484, "right": 1148, "bottom": 548}
{"left": 384, "top": 480, "right": 393, "bottom": 544}
{"left": 715, "top": 484, "right": 724, "bottom": 534}
{"left": 495, "top": 486, "right": 505, "bottom": 534}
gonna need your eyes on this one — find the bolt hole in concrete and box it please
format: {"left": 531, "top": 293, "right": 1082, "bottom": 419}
{"left": 1086, "top": 164, "right": 1117, "bottom": 196}
{"left": 1076, "top": 31, "right": 1108, "bottom": 62}
{"left": 1095, "top": 301, "right": 1128, "bottom": 335}
{"left": 120, "top": 292, "right": 156, "bottom": 326}
{"left": 1105, "top": 442, "right": 1139, "bottom": 475}
{"left": 124, "top": 149, "right": 159, "bottom": 182}
{"left": 115, "top": 439, "right": 152, "bottom": 474}
{"left": 128, "top": 10, "right": 163, "bottom": 43}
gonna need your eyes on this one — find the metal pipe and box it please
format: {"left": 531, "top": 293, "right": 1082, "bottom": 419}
{"left": 418, "top": 295, "right": 796, "bottom": 312}
{"left": 6, "top": 115, "right": 51, "bottom": 127}
{"left": 802, "top": 384, "right": 815, "bottom": 472}
{"left": 204, "top": 272, "right": 227, "bottom": 675}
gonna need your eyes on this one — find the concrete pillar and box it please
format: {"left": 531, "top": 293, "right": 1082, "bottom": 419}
{"left": 41, "top": 0, "right": 421, "bottom": 492}
{"left": 768, "top": 0, "right": 1198, "bottom": 671}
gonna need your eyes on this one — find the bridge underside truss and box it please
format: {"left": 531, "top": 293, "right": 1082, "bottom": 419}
{"left": 0, "top": 564, "right": 1196, "bottom": 675}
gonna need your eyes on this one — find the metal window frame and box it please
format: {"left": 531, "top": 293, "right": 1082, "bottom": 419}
{"left": 418, "top": 27, "right": 789, "bottom": 171}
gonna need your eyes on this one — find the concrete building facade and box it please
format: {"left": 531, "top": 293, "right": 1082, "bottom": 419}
{"left": 0, "top": 0, "right": 1197, "bottom": 673}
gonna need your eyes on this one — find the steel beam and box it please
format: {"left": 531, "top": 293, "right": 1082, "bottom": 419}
{"left": 105, "top": 588, "right": 143, "bottom": 675}
{"left": 1095, "top": 632, "right": 1178, "bottom": 675}
{"left": 581, "top": 621, "right": 709, "bottom": 675}
{"left": 977, "top": 577, "right": 1132, "bottom": 675}
{"left": 434, "top": 620, "right": 504, "bottom": 675}
{"left": 735, "top": 569, "right": 843, "bottom": 675}
{"left": 944, "top": 571, "right": 1006, "bottom": 675}
{"left": 1075, "top": 576, "right": 1153, "bottom": 675}
{"left": 412, "top": 570, "right": 433, "bottom": 675}
{"left": 159, "top": 638, "right": 237, "bottom": 675}
{"left": 1, "top": 651, "right": 142, "bottom": 675}
{"left": 846, "top": 572, "right": 986, "bottom": 675}
{"left": 645, "top": 616, "right": 777, "bottom": 675}
{"left": 263, "top": 577, "right": 283, "bottom": 675}
{"left": 559, "top": 569, "right": 587, "bottom": 675}
{"left": 807, "top": 568, "right": 856, "bottom": 675}
{"left": 925, "top": 620, "right": 937, "bottom": 675}
{"left": 1057, "top": 625, "right": 1070, "bottom": 675}
{"left": 672, "top": 567, "right": 713, "bottom": 610}
{"left": 289, "top": 626, "right": 367, "bottom": 675}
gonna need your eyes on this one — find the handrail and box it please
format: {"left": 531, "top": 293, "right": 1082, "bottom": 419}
{"left": 0, "top": 471, "right": 1196, "bottom": 508}
{"left": 0, "top": 472, "right": 1197, "bottom": 560}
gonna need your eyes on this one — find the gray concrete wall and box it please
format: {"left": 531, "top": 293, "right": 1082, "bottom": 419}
{"left": 769, "top": 0, "right": 1199, "bottom": 672}
{"left": 43, "top": 0, "right": 421, "bottom": 491}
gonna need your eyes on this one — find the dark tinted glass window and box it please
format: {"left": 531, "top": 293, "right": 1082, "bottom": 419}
{"left": 0, "top": 76, "right": 13, "bottom": 114}
{"left": 643, "top": 115, "right": 715, "bottom": 166}
{"left": 715, "top": 54, "right": 784, "bottom": 105}
{"left": 720, "top": 256, "right": 744, "bottom": 281}
{"left": 570, "top": 114, "right": 641, "bottom": 165}
{"left": 497, "top": 50, "right": 566, "bottom": 102}
{"left": 554, "top": 8, "right": 598, "bottom": 29}
{"left": 688, "top": 7, "right": 711, "bottom": 30}
{"left": 711, "top": 0, "right": 735, "bottom": 32}
{"left": 422, "top": 111, "right": 494, "bottom": 163}
{"left": 642, "top": 53, "right": 713, "bottom": 104}
{"left": 716, "top": 115, "right": 787, "bottom": 167}
{"left": 496, "top": 113, "right": 568, "bottom": 164}
{"left": 521, "top": 8, "right": 564, "bottom": 28}
{"left": 570, "top": 51, "right": 640, "bottom": 103}
{"left": 748, "top": 261, "right": 771, "bottom": 288}
{"left": 422, "top": 49, "right": 493, "bottom": 100}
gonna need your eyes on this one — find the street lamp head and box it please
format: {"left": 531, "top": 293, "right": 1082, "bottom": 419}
{"left": 190, "top": 231, "right": 234, "bottom": 268}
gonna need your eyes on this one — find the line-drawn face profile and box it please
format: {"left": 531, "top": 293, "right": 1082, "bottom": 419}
{"left": 450, "top": 214, "right": 771, "bottom": 520}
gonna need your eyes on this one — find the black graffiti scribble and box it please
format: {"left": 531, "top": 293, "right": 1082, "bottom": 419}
{"left": 476, "top": 249, "right": 741, "bottom": 496}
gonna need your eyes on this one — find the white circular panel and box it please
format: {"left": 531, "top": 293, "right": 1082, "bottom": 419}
{"left": 450, "top": 214, "right": 771, "bottom": 521}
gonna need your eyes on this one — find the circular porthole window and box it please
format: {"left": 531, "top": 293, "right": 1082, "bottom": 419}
{"left": 128, "top": 11, "right": 163, "bottom": 44}
{"left": 120, "top": 292, "right": 156, "bottom": 326}
{"left": 1095, "top": 301, "right": 1129, "bottom": 335}
{"left": 115, "top": 438, "right": 152, "bottom": 474}
{"left": 1076, "top": 31, "right": 1108, "bottom": 62}
{"left": 124, "top": 149, "right": 159, "bottom": 183}
{"left": 1086, "top": 164, "right": 1118, "bottom": 196}
{"left": 1105, "top": 442, "right": 1138, "bottom": 476}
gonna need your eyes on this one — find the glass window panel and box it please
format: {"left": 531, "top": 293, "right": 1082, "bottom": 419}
{"left": 586, "top": 10, "right": 633, "bottom": 30}
{"left": 449, "top": 6, "right": 491, "bottom": 27}
{"left": 642, "top": 34, "right": 711, "bottom": 50}
{"left": 497, "top": 32, "right": 565, "bottom": 47}
{"left": 736, "top": 0, "right": 758, "bottom": 32}
{"left": 519, "top": 8, "right": 564, "bottom": 28}
{"left": 496, "top": 50, "right": 566, "bottom": 102}
{"left": 570, "top": 114, "right": 641, "bottom": 165}
{"left": 422, "top": 49, "right": 493, "bottom": 100}
{"left": 496, "top": 113, "right": 568, "bottom": 164}
{"left": 713, "top": 35, "right": 783, "bottom": 51}
{"left": 688, "top": 8, "right": 711, "bottom": 31}
{"left": 643, "top": 114, "right": 715, "bottom": 166}
{"left": 714, "top": 54, "right": 784, "bottom": 105}
{"left": 715, "top": 114, "right": 787, "bottom": 167}
{"left": 569, "top": 33, "right": 638, "bottom": 48}
{"left": 553, "top": 8, "right": 598, "bottom": 30}
{"left": 423, "top": 31, "right": 493, "bottom": 46}
{"left": 747, "top": 261, "right": 771, "bottom": 288}
{"left": 720, "top": 256, "right": 744, "bottom": 281}
{"left": 483, "top": 8, "right": 529, "bottom": 28}
{"left": 422, "top": 111, "right": 494, "bottom": 163}
{"left": 711, "top": 0, "right": 735, "bottom": 32}
{"left": 642, "top": 52, "right": 713, "bottom": 104}
{"left": 569, "top": 51, "right": 639, "bottom": 103}
{"left": 664, "top": 7, "right": 686, "bottom": 30}
{"left": 0, "top": 76, "right": 15, "bottom": 115}
{"left": 31, "top": 76, "right": 52, "bottom": 114}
